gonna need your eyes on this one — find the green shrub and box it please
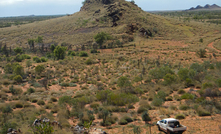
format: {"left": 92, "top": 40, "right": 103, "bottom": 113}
{"left": 79, "top": 51, "right": 88, "bottom": 57}
{"left": 85, "top": 59, "right": 93, "bottom": 65}
{"left": 50, "top": 97, "right": 57, "bottom": 102}
{"left": 118, "top": 119, "right": 128, "bottom": 125}
{"left": 33, "top": 56, "right": 41, "bottom": 63}
{"left": 35, "top": 65, "right": 45, "bottom": 74}
{"left": 151, "top": 97, "right": 163, "bottom": 107}
{"left": 166, "top": 96, "right": 173, "bottom": 101}
{"left": 15, "top": 103, "right": 23, "bottom": 108}
{"left": 175, "top": 114, "right": 185, "bottom": 119}
{"left": 37, "top": 100, "right": 45, "bottom": 105}
{"left": 119, "top": 116, "right": 133, "bottom": 125}
{"left": 197, "top": 49, "right": 206, "bottom": 58}
{"left": 90, "top": 102, "right": 100, "bottom": 109}
{"left": 14, "top": 47, "right": 23, "bottom": 54}
{"left": 178, "top": 89, "right": 186, "bottom": 94}
{"left": 197, "top": 106, "right": 211, "bottom": 116}
{"left": 181, "top": 93, "right": 194, "bottom": 100}
{"left": 90, "top": 49, "right": 100, "bottom": 53}
{"left": 179, "top": 105, "right": 189, "bottom": 110}
{"left": 54, "top": 46, "right": 67, "bottom": 60}
{"left": 137, "top": 106, "right": 148, "bottom": 114}
{"left": 41, "top": 57, "right": 47, "bottom": 62}
{"left": 27, "top": 88, "right": 35, "bottom": 94}
{"left": 31, "top": 99, "right": 38, "bottom": 103}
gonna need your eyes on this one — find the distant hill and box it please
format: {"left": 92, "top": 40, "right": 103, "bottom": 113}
{"left": 188, "top": 4, "right": 221, "bottom": 11}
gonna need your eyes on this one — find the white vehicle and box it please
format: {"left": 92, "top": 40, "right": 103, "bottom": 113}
{"left": 156, "top": 118, "right": 187, "bottom": 134}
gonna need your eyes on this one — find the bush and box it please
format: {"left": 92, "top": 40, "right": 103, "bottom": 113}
{"left": 33, "top": 56, "right": 41, "bottom": 63}
{"left": 35, "top": 65, "right": 45, "bottom": 75}
{"left": 90, "top": 49, "right": 100, "bottom": 53}
{"left": 197, "top": 106, "right": 211, "bottom": 116}
{"left": 151, "top": 97, "right": 163, "bottom": 107}
{"left": 175, "top": 114, "right": 185, "bottom": 119}
{"left": 37, "top": 100, "right": 45, "bottom": 105}
{"left": 119, "top": 116, "right": 133, "bottom": 125}
{"left": 137, "top": 106, "right": 148, "bottom": 114}
{"left": 27, "top": 88, "right": 35, "bottom": 94}
{"left": 179, "top": 105, "right": 189, "bottom": 110}
{"left": 90, "top": 102, "right": 100, "bottom": 109}
{"left": 14, "top": 47, "right": 23, "bottom": 54}
{"left": 13, "top": 75, "right": 23, "bottom": 83}
{"left": 197, "top": 49, "right": 206, "bottom": 58}
{"left": 79, "top": 51, "right": 88, "bottom": 57}
{"left": 41, "top": 57, "right": 47, "bottom": 62}
{"left": 178, "top": 89, "right": 186, "bottom": 94}
{"left": 32, "top": 99, "right": 38, "bottom": 103}
{"left": 50, "top": 97, "right": 57, "bottom": 102}
{"left": 85, "top": 59, "right": 93, "bottom": 65}
{"left": 181, "top": 93, "right": 194, "bottom": 100}
{"left": 15, "top": 103, "right": 23, "bottom": 108}
{"left": 54, "top": 46, "right": 67, "bottom": 60}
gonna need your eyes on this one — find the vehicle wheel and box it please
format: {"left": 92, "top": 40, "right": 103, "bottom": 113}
{"left": 157, "top": 125, "right": 161, "bottom": 131}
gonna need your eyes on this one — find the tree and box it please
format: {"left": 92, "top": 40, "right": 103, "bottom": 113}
{"left": 35, "top": 36, "right": 43, "bottom": 44}
{"left": 13, "top": 64, "right": 24, "bottom": 76}
{"left": 94, "top": 32, "right": 111, "bottom": 49}
{"left": 163, "top": 73, "right": 176, "bottom": 85}
{"left": 131, "top": 0, "right": 135, "bottom": 4}
{"left": 142, "top": 111, "right": 151, "bottom": 124}
{"left": 178, "top": 68, "right": 189, "bottom": 81}
{"left": 28, "top": 39, "right": 35, "bottom": 50}
{"left": 54, "top": 46, "right": 66, "bottom": 60}
{"left": 117, "top": 76, "right": 133, "bottom": 93}
{"left": 35, "top": 65, "right": 45, "bottom": 75}
{"left": 50, "top": 44, "right": 55, "bottom": 52}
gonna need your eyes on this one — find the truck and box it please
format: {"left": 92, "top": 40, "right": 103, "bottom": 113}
{"left": 156, "top": 118, "right": 187, "bottom": 134}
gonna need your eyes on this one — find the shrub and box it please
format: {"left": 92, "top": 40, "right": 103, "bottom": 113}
{"left": 166, "top": 96, "right": 173, "bottom": 101}
{"left": 90, "top": 102, "right": 100, "bottom": 109}
{"left": 85, "top": 59, "right": 93, "bottom": 65}
{"left": 118, "top": 119, "right": 128, "bottom": 125}
{"left": 90, "top": 49, "right": 100, "bottom": 53}
{"left": 79, "top": 51, "right": 88, "bottom": 57}
{"left": 41, "top": 57, "right": 47, "bottom": 62}
{"left": 15, "top": 103, "right": 23, "bottom": 108}
{"left": 178, "top": 68, "right": 189, "bottom": 81}
{"left": 37, "top": 100, "right": 45, "bottom": 105}
{"left": 141, "top": 111, "right": 151, "bottom": 123}
{"left": 31, "top": 99, "right": 38, "bottom": 103}
{"left": 151, "top": 97, "right": 163, "bottom": 107}
{"left": 13, "top": 75, "right": 23, "bottom": 83}
{"left": 54, "top": 46, "right": 67, "bottom": 60}
{"left": 178, "top": 89, "right": 186, "bottom": 94}
{"left": 27, "top": 88, "right": 35, "bottom": 94}
{"left": 35, "top": 65, "right": 45, "bottom": 75}
{"left": 181, "top": 93, "right": 194, "bottom": 100}
{"left": 197, "top": 49, "right": 206, "bottom": 58}
{"left": 197, "top": 106, "right": 211, "bottom": 116}
{"left": 50, "top": 97, "right": 57, "bottom": 102}
{"left": 33, "top": 56, "right": 41, "bottom": 63}
{"left": 179, "top": 105, "right": 189, "bottom": 110}
{"left": 175, "top": 114, "right": 185, "bottom": 119}
{"left": 137, "top": 106, "right": 148, "bottom": 114}
{"left": 14, "top": 47, "right": 23, "bottom": 54}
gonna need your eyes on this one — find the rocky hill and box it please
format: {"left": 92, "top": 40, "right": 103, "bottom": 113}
{"left": 0, "top": 0, "right": 219, "bottom": 47}
{"left": 188, "top": 4, "right": 221, "bottom": 11}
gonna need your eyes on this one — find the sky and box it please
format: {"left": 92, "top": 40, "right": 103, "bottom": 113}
{"left": 0, "top": 0, "right": 221, "bottom": 17}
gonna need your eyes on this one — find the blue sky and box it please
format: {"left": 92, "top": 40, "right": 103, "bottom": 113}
{"left": 0, "top": 0, "right": 221, "bottom": 17}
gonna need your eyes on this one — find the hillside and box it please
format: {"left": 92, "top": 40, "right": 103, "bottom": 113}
{"left": 0, "top": 0, "right": 220, "bottom": 48}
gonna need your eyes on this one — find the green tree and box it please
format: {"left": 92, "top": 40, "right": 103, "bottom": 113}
{"left": 50, "top": 44, "right": 55, "bottom": 52}
{"left": 94, "top": 32, "right": 111, "bottom": 49}
{"left": 163, "top": 73, "right": 176, "bottom": 85}
{"left": 13, "top": 64, "right": 24, "bottom": 76}
{"left": 35, "top": 36, "right": 43, "bottom": 44}
{"left": 2, "top": 105, "right": 13, "bottom": 115}
{"left": 35, "top": 65, "right": 45, "bottom": 75}
{"left": 28, "top": 39, "right": 35, "bottom": 50}
{"left": 178, "top": 68, "right": 189, "bottom": 81}
{"left": 117, "top": 76, "right": 132, "bottom": 93}
{"left": 141, "top": 111, "right": 151, "bottom": 124}
{"left": 54, "top": 46, "right": 66, "bottom": 60}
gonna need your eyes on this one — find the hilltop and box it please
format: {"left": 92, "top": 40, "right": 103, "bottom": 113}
{"left": 0, "top": 0, "right": 219, "bottom": 48}
{"left": 188, "top": 4, "right": 221, "bottom": 11}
